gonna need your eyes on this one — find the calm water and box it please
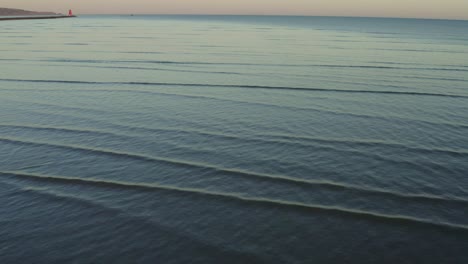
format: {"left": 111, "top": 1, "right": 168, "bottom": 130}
{"left": 1, "top": 15, "right": 468, "bottom": 263}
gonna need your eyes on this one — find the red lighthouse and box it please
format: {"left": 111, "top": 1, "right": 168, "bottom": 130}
{"left": 68, "top": 9, "right": 73, "bottom": 16}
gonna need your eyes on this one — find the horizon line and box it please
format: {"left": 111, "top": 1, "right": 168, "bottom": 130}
{"left": 76, "top": 13, "right": 468, "bottom": 22}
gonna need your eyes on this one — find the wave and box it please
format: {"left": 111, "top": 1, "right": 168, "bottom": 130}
{"left": 3, "top": 87, "right": 355, "bottom": 118}
{"left": 0, "top": 135, "right": 467, "bottom": 207}
{"left": 2, "top": 170, "right": 468, "bottom": 233}
{"left": 1, "top": 78, "right": 467, "bottom": 99}
{"left": 3, "top": 120, "right": 468, "bottom": 166}
{"left": 3, "top": 58, "right": 468, "bottom": 72}
{"left": 5, "top": 85, "right": 468, "bottom": 134}
{"left": 43, "top": 59, "right": 468, "bottom": 71}
{"left": 0, "top": 86, "right": 378, "bottom": 117}
{"left": 7, "top": 85, "right": 468, "bottom": 132}
{"left": 9, "top": 184, "right": 267, "bottom": 262}
{"left": 64, "top": 43, "right": 89, "bottom": 46}
{"left": 373, "top": 48, "right": 468, "bottom": 54}
{"left": 62, "top": 64, "right": 249, "bottom": 76}
{"left": 1, "top": 35, "right": 33, "bottom": 38}
{"left": 401, "top": 75, "right": 468, "bottom": 82}
{"left": 264, "top": 133, "right": 468, "bottom": 159}
{"left": 0, "top": 123, "right": 126, "bottom": 139}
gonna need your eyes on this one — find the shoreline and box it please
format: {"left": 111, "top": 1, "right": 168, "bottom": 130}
{"left": 0, "top": 15, "right": 76, "bottom": 21}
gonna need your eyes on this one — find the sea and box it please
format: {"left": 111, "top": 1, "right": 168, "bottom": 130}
{"left": 0, "top": 15, "right": 467, "bottom": 263}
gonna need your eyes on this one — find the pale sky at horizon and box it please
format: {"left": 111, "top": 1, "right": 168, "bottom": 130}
{"left": 2, "top": 0, "right": 468, "bottom": 20}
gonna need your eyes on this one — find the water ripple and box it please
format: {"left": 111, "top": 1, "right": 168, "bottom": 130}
{"left": 1, "top": 78, "right": 466, "bottom": 99}
{"left": 0, "top": 135, "right": 467, "bottom": 207}
{"left": 2, "top": 171, "right": 468, "bottom": 233}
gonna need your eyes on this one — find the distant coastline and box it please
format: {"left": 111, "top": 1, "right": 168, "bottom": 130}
{"left": 0, "top": 7, "right": 59, "bottom": 16}
{"left": 0, "top": 15, "right": 75, "bottom": 21}
{"left": 0, "top": 7, "right": 76, "bottom": 21}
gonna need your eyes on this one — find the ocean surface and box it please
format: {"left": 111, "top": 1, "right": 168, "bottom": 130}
{"left": 1, "top": 15, "right": 468, "bottom": 263}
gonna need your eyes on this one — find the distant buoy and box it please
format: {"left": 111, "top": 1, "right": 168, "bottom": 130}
{"left": 68, "top": 9, "right": 73, "bottom": 16}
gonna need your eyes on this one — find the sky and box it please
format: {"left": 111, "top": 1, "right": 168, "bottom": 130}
{"left": 2, "top": 0, "right": 468, "bottom": 20}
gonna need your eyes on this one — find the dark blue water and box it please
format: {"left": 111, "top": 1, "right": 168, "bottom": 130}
{"left": 1, "top": 15, "right": 468, "bottom": 263}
